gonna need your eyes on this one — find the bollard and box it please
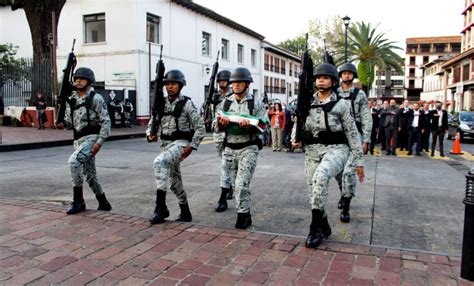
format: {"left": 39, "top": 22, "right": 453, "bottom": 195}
{"left": 461, "top": 169, "right": 474, "bottom": 281}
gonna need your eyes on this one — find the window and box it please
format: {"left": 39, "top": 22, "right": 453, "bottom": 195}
{"left": 221, "top": 39, "right": 229, "bottom": 60}
{"left": 237, "top": 44, "right": 244, "bottom": 63}
{"left": 264, "top": 54, "right": 270, "bottom": 70}
{"left": 281, "top": 60, "right": 286, "bottom": 74}
{"left": 84, "top": 13, "right": 106, "bottom": 43}
{"left": 409, "top": 56, "right": 415, "bottom": 65}
{"left": 146, "top": 13, "right": 160, "bottom": 44}
{"left": 251, "top": 49, "right": 256, "bottom": 67}
{"left": 409, "top": 68, "right": 415, "bottom": 77}
{"left": 423, "top": 56, "right": 429, "bottom": 64}
{"left": 202, "top": 32, "right": 211, "bottom": 55}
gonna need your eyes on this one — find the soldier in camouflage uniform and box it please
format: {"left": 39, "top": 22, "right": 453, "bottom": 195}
{"left": 215, "top": 67, "right": 267, "bottom": 229}
{"left": 56, "top": 67, "right": 112, "bottom": 215}
{"left": 293, "top": 63, "right": 364, "bottom": 248}
{"left": 147, "top": 70, "right": 205, "bottom": 225}
{"left": 213, "top": 70, "right": 236, "bottom": 212}
{"left": 335, "top": 63, "right": 372, "bottom": 223}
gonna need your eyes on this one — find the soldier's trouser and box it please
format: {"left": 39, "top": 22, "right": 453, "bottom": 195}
{"left": 305, "top": 146, "right": 349, "bottom": 213}
{"left": 153, "top": 143, "right": 187, "bottom": 204}
{"left": 335, "top": 151, "right": 356, "bottom": 198}
{"left": 214, "top": 132, "right": 232, "bottom": 189}
{"left": 222, "top": 145, "right": 259, "bottom": 213}
{"left": 68, "top": 136, "right": 103, "bottom": 195}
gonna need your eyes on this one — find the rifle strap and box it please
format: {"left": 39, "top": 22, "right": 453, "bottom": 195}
{"left": 344, "top": 87, "right": 359, "bottom": 119}
{"left": 163, "top": 96, "right": 190, "bottom": 132}
{"left": 73, "top": 91, "right": 96, "bottom": 125}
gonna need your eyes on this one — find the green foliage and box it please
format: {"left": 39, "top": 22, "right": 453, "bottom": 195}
{"left": 278, "top": 34, "right": 307, "bottom": 56}
{"left": 0, "top": 43, "right": 30, "bottom": 88}
{"left": 309, "top": 16, "right": 345, "bottom": 65}
{"left": 357, "top": 61, "right": 374, "bottom": 86}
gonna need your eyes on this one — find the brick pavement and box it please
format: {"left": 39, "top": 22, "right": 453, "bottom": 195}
{"left": 0, "top": 199, "right": 470, "bottom": 285}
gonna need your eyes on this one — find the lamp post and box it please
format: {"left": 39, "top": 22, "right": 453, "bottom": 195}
{"left": 342, "top": 15, "right": 351, "bottom": 63}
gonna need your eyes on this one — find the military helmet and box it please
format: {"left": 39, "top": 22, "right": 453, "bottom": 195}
{"left": 314, "top": 63, "right": 339, "bottom": 82}
{"left": 216, "top": 70, "right": 231, "bottom": 82}
{"left": 73, "top": 67, "right": 95, "bottom": 83}
{"left": 338, "top": 63, "right": 358, "bottom": 78}
{"left": 163, "top": 69, "right": 186, "bottom": 86}
{"left": 229, "top": 67, "right": 253, "bottom": 83}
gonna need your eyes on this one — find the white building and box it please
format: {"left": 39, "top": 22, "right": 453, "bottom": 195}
{"left": 1, "top": 0, "right": 266, "bottom": 124}
{"left": 370, "top": 67, "right": 405, "bottom": 101}
{"left": 420, "top": 56, "right": 454, "bottom": 109}
{"left": 262, "top": 41, "right": 300, "bottom": 105}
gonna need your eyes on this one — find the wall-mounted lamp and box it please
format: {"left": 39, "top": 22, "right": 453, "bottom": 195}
{"left": 205, "top": 66, "right": 211, "bottom": 75}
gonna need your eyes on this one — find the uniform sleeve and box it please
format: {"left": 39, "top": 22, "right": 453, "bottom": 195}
{"left": 212, "top": 100, "right": 225, "bottom": 132}
{"left": 187, "top": 100, "right": 205, "bottom": 150}
{"left": 94, "top": 96, "right": 111, "bottom": 146}
{"left": 340, "top": 100, "right": 363, "bottom": 166}
{"left": 358, "top": 91, "right": 372, "bottom": 143}
{"left": 64, "top": 101, "right": 72, "bottom": 128}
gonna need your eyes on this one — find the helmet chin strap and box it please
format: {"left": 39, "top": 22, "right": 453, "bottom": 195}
{"left": 317, "top": 86, "right": 332, "bottom": 92}
{"left": 342, "top": 79, "right": 353, "bottom": 84}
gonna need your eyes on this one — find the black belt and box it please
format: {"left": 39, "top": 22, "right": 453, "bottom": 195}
{"left": 161, "top": 131, "right": 194, "bottom": 141}
{"left": 225, "top": 140, "right": 258, "bottom": 150}
{"left": 74, "top": 125, "right": 101, "bottom": 140}
{"left": 304, "top": 131, "right": 348, "bottom": 145}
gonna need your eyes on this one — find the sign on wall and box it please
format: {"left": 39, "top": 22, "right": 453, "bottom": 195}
{"left": 112, "top": 72, "right": 135, "bottom": 80}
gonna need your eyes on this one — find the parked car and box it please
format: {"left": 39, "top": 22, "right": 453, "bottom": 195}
{"left": 447, "top": 111, "right": 474, "bottom": 141}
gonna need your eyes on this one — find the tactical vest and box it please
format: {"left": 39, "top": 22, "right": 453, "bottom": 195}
{"left": 160, "top": 96, "right": 195, "bottom": 141}
{"left": 222, "top": 97, "right": 260, "bottom": 150}
{"left": 71, "top": 91, "right": 101, "bottom": 140}
{"left": 304, "top": 96, "right": 348, "bottom": 145}
{"left": 343, "top": 87, "right": 362, "bottom": 133}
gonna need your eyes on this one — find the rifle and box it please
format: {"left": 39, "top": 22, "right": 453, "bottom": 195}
{"left": 55, "top": 39, "right": 77, "bottom": 125}
{"left": 204, "top": 51, "right": 220, "bottom": 123}
{"left": 149, "top": 45, "right": 165, "bottom": 136}
{"left": 294, "top": 34, "right": 314, "bottom": 144}
{"left": 323, "top": 39, "right": 335, "bottom": 65}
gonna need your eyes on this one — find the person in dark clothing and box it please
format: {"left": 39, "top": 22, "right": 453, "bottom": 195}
{"left": 421, "top": 102, "right": 431, "bottom": 152}
{"left": 378, "top": 101, "right": 388, "bottom": 151}
{"left": 369, "top": 100, "right": 379, "bottom": 155}
{"left": 429, "top": 101, "right": 448, "bottom": 157}
{"left": 381, "top": 99, "right": 399, "bottom": 155}
{"left": 34, "top": 91, "right": 47, "bottom": 129}
{"left": 407, "top": 102, "right": 426, "bottom": 156}
{"left": 397, "top": 100, "right": 411, "bottom": 151}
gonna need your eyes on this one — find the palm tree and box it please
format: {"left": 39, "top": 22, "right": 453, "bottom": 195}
{"left": 336, "top": 21, "right": 404, "bottom": 94}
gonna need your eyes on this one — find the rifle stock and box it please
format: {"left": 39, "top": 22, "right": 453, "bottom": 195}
{"left": 150, "top": 45, "right": 165, "bottom": 136}
{"left": 295, "top": 34, "right": 314, "bottom": 144}
{"left": 55, "top": 39, "right": 76, "bottom": 125}
{"left": 204, "top": 51, "right": 220, "bottom": 122}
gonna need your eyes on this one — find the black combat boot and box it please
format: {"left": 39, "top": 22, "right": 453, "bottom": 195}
{"left": 150, "top": 190, "right": 169, "bottom": 224}
{"left": 67, "top": 186, "right": 86, "bottom": 215}
{"left": 306, "top": 209, "right": 324, "bottom": 248}
{"left": 96, "top": 193, "right": 112, "bottom": 211}
{"left": 235, "top": 212, "right": 252, "bottom": 229}
{"left": 340, "top": 196, "right": 352, "bottom": 223}
{"left": 227, "top": 187, "right": 233, "bottom": 200}
{"left": 215, "top": 188, "right": 229, "bottom": 212}
{"left": 175, "top": 203, "right": 192, "bottom": 222}
{"left": 321, "top": 215, "right": 332, "bottom": 238}
{"left": 337, "top": 196, "right": 344, "bottom": 209}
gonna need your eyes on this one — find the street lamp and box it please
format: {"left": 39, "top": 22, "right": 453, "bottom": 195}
{"left": 342, "top": 15, "right": 351, "bottom": 63}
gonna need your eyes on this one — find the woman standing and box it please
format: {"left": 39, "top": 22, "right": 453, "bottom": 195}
{"left": 293, "top": 63, "right": 364, "bottom": 248}
{"left": 268, "top": 102, "right": 285, "bottom": 151}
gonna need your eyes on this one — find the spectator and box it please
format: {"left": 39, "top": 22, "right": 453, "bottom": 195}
{"left": 378, "top": 100, "right": 389, "bottom": 151}
{"left": 34, "top": 91, "right": 47, "bottom": 129}
{"left": 407, "top": 102, "right": 426, "bottom": 156}
{"left": 429, "top": 101, "right": 448, "bottom": 157}
{"left": 369, "top": 100, "right": 379, "bottom": 155}
{"left": 381, "top": 99, "right": 399, "bottom": 155}
{"left": 268, "top": 102, "right": 285, "bottom": 151}
{"left": 397, "top": 100, "right": 410, "bottom": 151}
{"left": 420, "top": 102, "right": 431, "bottom": 152}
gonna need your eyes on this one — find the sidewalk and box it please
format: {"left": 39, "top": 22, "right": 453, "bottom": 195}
{"left": 0, "top": 199, "right": 468, "bottom": 285}
{"left": 0, "top": 125, "right": 147, "bottom": 152}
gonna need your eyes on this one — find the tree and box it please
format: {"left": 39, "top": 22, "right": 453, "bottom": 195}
{"left": 0, "top": 43, "right": 29, "bottom": 112}
{"left": 337, "top": 21, "right": 404, "bottom": 93}
{"left": 0, "top": 0, "right": 66, "bottom": 104}
{"left": 309, "top": 16, "right": 345, "bottom": 65}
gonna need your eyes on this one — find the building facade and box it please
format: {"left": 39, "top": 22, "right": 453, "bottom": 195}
{"left": 262, "top": 42, "right": 300, "bottom": 105}
{"left": 370, "top": 67, "right": 405, "bottom": 102}
{"left": 405, "top": 36, "right": 461, "bottom": 101}
{"left": 1, "top": 0, "right": 269, "bottom": 124}
{"left": 441, "top": 0, "right": 474, "bottom": 112}
{"left": 419, "top": 56, "right": 454, "bottom": 110}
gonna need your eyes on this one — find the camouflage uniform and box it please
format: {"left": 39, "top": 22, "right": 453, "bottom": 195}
{"left": 213, "top": 88, "right": 234, "bottom": 189}
{"left": 147, "top": 94, "right": 205, "bottom": 203}
{"left": 65, "top": 87, "right": 111, "bottom": 195}
{"left": 335, "top": 86, "right": 372, "bottom": 198}
{"left": 215, "top": 92, "right": 266, "bottom": 213}
{"left": 304, "top": 92, "right": 362, "bottom": 213}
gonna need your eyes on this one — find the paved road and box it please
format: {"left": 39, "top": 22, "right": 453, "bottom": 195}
{"left": 0, "top": 138, "right": 472, "bottom": 255}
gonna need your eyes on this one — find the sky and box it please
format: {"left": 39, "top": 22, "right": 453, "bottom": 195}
{"left": 194, "top": 0, "right": 464, "bottom": 49}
